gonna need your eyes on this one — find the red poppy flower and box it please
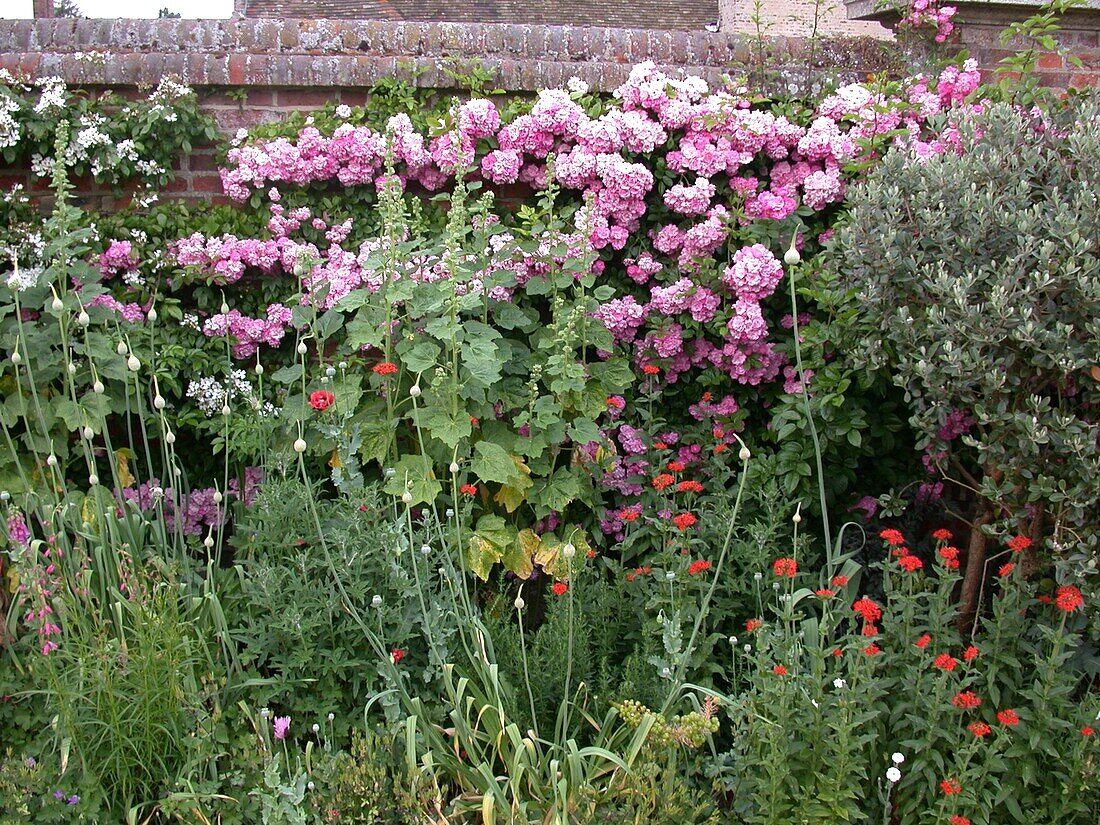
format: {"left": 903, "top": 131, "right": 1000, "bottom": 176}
{"left": 998, "top": 562, "right": 1015, "bottom": 577}
{"left": 772, "top": 665, "right": 788, "bottom": 676}
{"left": 745, "top": 618, "right": 763, "bottom": 632}
{"left": 773, "top": 557, "right": 798, "bottom": 577}
{"left": 968, "top": 721, "right": 991, "bottom": 738}
{"left": 552, "top": 581, "right": 568, "bottom": 596}
{"left": 1055, "top": 585, "right": 1084, "bottom": 613}
{"left": 1082, "top": 726, "right": 1094, "bottom": 736}
{"left": 951, "top": 691, "right": 982, "bottom": 710}
{"left": 963, "top": 645, "right": 979, "bottom": 662}
{"left": 309, "top": 390, "right": 335, "bottom": 411}
{"left": 391, "top": 648, "right": 405, "bottom": 664}
{"left": 879, "top": 528, "right": 906, "bottom": 546}
{"left": 459, "top": 483, "right": 478, "bottom": 496}
{"left": 899, "top": 554, "right": 923, "bottom": 572}
{"left": 641, "top": 364, "right": 661, "bottom": 375}
{"left": 852, "top": 596, "right": 883, "bottom": 623}
{"left": 915, "top": 633, "right": 932, "bottom": 649}
{"left": 933, "top": 653, "right": 957, "bottom": 671}
{"left": 1008, "top": 535, "right": 1032, "bottom": 553}
{"left": 652, "top": 473, "right": 675, "bottom": 491}
{"left": 673, "top": 512, "right": 697, "bottom": 531}
{"left": 940, "top": 779, "right": 962, "bottom": 796}
{"left": 950, "top": 817, "right": 970, "bottom": 825}
{"left": 932, "top": 528, "right": 953, "bottom": 541}
{"left": 997, "top": 708, "right": 1020, "bottom": 727}
{"left": 688, "top": 559, "right": 712, "bottom": 575}
{"left": 372, "top": 361, "right": 398, "bottom": 375}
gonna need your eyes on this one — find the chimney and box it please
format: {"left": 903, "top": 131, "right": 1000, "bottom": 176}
{"left": 33, "top": 0, "right": 55, "bottom": 18}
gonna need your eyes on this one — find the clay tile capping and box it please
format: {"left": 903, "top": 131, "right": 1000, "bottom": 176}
{"left": 243, "top": 0, "right": 720, "bottom": 31}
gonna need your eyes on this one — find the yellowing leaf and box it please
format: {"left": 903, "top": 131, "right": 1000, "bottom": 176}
{"left": 328, "top": 450, "right": 343, "bottom": 469}
{"left": 501, "top": 528, "right": 539, "bottom": 580}
{"left": 116, "top": 449, "right": 135, "bottom": 488}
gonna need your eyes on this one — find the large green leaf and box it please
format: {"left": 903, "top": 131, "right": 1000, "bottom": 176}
{"left": 382, "top": 454, "right": 441, "bottom": 505}
{"left": 470, "top": 441, "right": 521, "bottom": 485}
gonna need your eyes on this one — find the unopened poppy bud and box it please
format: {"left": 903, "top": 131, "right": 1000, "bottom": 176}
{"left": 154, "top": 395, "right": 166, "bottom": 410}
{"left": 93, "top": 380, "right": 105, "bottom": 394}
{"left": 146, "top": 307, "right": 158, "bottom": 322}
{"left": 293, "top": 438, "right": 307, "bottom": 453}
{"left": 297, "top": 342, "right": 308, "bottom": 355}
{"left": 127, "top": 355, "right": 140, "bottom": 371}
{"left": 739, "top": 445, "right": 751, "bottom": 461}
{"left": 116, "top": 341, "right": 128, "bottom": 355}
{"left": 784, "top": 246, "right": 801, "bottom": 266}
{"left": 77, "top": 310, "right": 90, "bottom": 326}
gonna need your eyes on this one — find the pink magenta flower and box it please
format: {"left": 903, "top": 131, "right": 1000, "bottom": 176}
{"left": 273, "top": 716, "right": 291, "bottom": 740}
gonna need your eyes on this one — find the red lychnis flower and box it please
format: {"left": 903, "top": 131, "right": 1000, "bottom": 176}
{"left": 998, "top": 562, "right": 1015, "bottom": 577}
{"left": 677, "top": 480, "right": 704, "bottom": 493}
{"left": 968, "top": 721, "right": 991, "bottom": 738}
{"left": 619, "top": 507, "right": 641, "bottom": 522}
{"left": 652, "top": 473, "right": 675, "bottom": 491}
{"left": 879, "top": 528, "right": 906, "bottom": 546}
{"left": 831, "top": 575, "right": 849, "bottom": 587}
{"left": 863, "top": 643, "right": 882, "bottom": 656}
{"left": 997, "top": 708, "right": 1020, "bottom": 727}
{"left": 667, "top": 460, "right": 686, "bottom": 472}
{"left": 1082, "top": 726, "right": 1094, "bottom": 736}
{"left": 1008, "top": 535, "right": 1032, "bottom": 553}
{"left": 815, "top": 588, "right": 835, "bottom": 598}
{"left": 745, "top": 618, "right": 763, "bottom": 632}
{"left": 773, "top": 557, "right": 798, "bottom": 577}
{"left": 940, "top": 779, "right": 962, "bottom": 796}
{"left": 963, "top": 645, "right": 979, "bottom": 662}
{"left": 852, "top": 597, "right": 883, "bottom": 623}
{"left": 934, "top": 653, "right": 957, "bottom": 671}
{"left": 950, "top": 817, "right": 971, "bottom": 825}
{"left": 938, "top": 546, "right": 961, "bottom": 570}
{"left": 641, "top": 364, "right": 661, "bottom": 375}
{"left": 773, "top": 665, "right": 788, "bottom": 676}
{"left": 673, "top": 512, "right": 698, "bottom": 531}
{"left": 1054, "top": 585, "right": 1084, "bottom": 613}
{"left": 952, "top": 691, "right": 982, "bottom": 710}
{"left": 372, "top": 361, "right": 398, "bottom": 375}
{"left": 309, "top": 390, "right": 335, "bottom": 411}
{"left": 899, "top": 554, "right": 923, "bottom": 572}
{"left": 459, "top": 483, "right": 478, "bottom": 496}
{"left": 932, "top": 528, "right": 953, "bottom": 541}
{"left": 391, "top": 649, "right": 405, "bottom": 664}
{"left": 688, "top": 559, "right": 712, "bottom": 575}
{"left": 915, "top": 633, "right": 932, "bottom": 649}
{"left": 552, "top": 581, "right": 569, "bottom": 596}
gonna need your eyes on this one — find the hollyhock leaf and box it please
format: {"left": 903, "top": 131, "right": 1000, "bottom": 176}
{"left": 502, "top": 528, "right": 539, "bottom": 580}
{"left": 493, "top": 301, "right": 539, "bottom": 332}
{"left": 471, "top": 441, "right": 521, "bottom": 485}
{"left": 567, "top": 418, "right": 603, "bottom": 446}
{"left": 398, "top": 340, "right": 441, "bottom": 373}
{"left": 461, "top": 338, "right": 504, "bottom": 388}
{"left": 494, "top": 456, "right": 532, "bottom": 513}
{"left": 465, "top": 534, "right": 503, "bottom": 581}
{"left": 383, "top": 454, "right": 441, "bottom": 505}
{"left": 358, "top": 420, "right": 396, "bottom": 466}
{"left": 420, "top": 406, "right": 472, "bottom": 448}
{"left": 271, "top": 363, "right": 304, "bottom": 384}
{"left": 533, "top": 468, "right": 581, "bottom": 513}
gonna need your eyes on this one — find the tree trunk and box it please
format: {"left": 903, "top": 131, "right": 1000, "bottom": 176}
{"left": 957, "top": 502, "right": 994, "bottom": 634}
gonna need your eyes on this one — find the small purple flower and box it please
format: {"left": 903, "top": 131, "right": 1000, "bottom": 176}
{"left": 67, "top": 795, "right": 80, "bottom": 805}
{"left": 54, "top": 790, "right": 64, "bottom": 800}
{"left": 24, "top": 757, "right": 36, "bottom": 767}
{"left": 273, "top": 715, "right": 291, "bottom": 741}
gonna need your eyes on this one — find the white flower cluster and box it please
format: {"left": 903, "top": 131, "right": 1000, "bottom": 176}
{"left": 148, "top": 76, "right": 192, "bottom": 121}
{"left": 33, "top": 77, "right": 67, "bottom": 115}
{"left": 334, "top": 104, "right": 352, "bottom": 119}
{"left": 0, "top": 94, "right": 20, "bottom": 149}
{"left": 566, "top": 77, "right": 589, "bottom": 95}
{"left": 186, "top": 370, "right": 277, "bottom": 419}
{"left": 5, "top": 264, "right": 42, "bottom": 292}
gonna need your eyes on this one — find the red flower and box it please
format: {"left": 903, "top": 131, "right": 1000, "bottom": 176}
{"left": 470, "top": 416, "right": 479, "bottom": 427}
{"left": 652, "top": 473, "right": 675, "bottom": 491}
{"left": 552, "top": 581, "right": 569, "bottom": 596}
{"left": 618, "top": 507, "right": 641, "bottom": 523}
{"left": 862, "top": 623, "right": 879, "bottom": 637}
{"left": 932, "top": 528, "right": 953, "bottom": 541}
{"left": 831, "top": 575, "right": 849, "bottom": 587}
{"left": 772, "top": 665, "right": 788, "bottom": 676}
{"left": 863, "top": 643, "right": 882, "bottom": 656}
{"left": 701, "top": 391, "right": 712, "bottom": 402}
{"left": 677, "top": 480, "right": 704, "bottom": 493}
{"left": 391, "top": 648, "right": 406, "bottom": 664}
{"left": 831, "top": 648, "right": 842, "bottom": 657}
{"left": 688, "top": 559, "right": 712, "bottom": 575}
{"left": 879, "top": 528, "right": 906, "bottom": 546}
{"left": 998, "top": 562, "right": 1015, "bottom": 578}
{"left": 372, "top": 361, "right": 398, "bottom": 375}
{"left": 950, "top": 817, "right": 971, "bottom": 825}
{"left": 673, "top": 512, "right": 697, "bottom": 531}
{"left": 815, "top": 588, "right": 835, "bottom": 598}
{"left": 962, "top": 645, "right": 979, "bottom": 662}
{"left": 713, "top": 443, "right": 728, "bottom": 454}
{"left": 940, "top": 779, "right": 962, "bottom": 796}
{"left": 641, "top": 364, "right": 661, "bottom": 375}
{"left": 997, "top": 708, "right": 1020, "bottom": 727}
{"left": 968, "top": 721, "right": 991, "bottom": 738}
{"left": 899, "top": 554, "right": 923, "bottom": 572}
{"left": 773, "top": 557, "right": 798, "bottom": 577}
{"left": 852, "top": 597, "right": 883, "bottom": 623}
{"left": 951, "top": 691, "right": 982, "bottom": 710}
{"left": 915, "top": 633, "right": 932, "bottom": 649}
{"left": 745, "top": 618, "right": 763, "bottom": 632}
{"left": 653, "top": 441, "right": 669, "bottom": 450}
{"left": 606, "top": 396, "right": 625, "bottom": 409}
{"left": 937, "top": 546, "right": 960, "bottom": 570}
{"left": 933, "top": 653, "right": 957, "bottom": 671}
{"left": 1082, "top": 726, "right": 1094, "bottom": 736}
{"left": 1008, "top": 535, "right": 1032, "bottom": 553}
{"left": 459, "top": 483, "right": 478, "bottom": 496}
{"left": 309, "top": 390, "right": 335, "bottom": 411}
{"left": 1054, "top": 585, "right": 1084, "bottom": 613}
{"left": 712, "top": 426, "right": 724, "bottom": 439}
{"left": 667, "top": 460, "right": 686, "bottom": 472}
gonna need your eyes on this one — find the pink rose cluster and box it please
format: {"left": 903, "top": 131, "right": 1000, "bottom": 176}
{"left": 904, "top": 0, "right": 957, "bottom": 42}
